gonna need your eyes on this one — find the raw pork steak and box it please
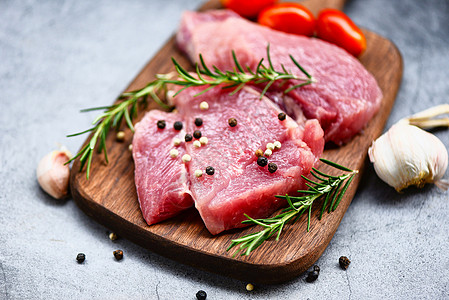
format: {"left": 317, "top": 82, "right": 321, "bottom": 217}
{"left": 132, "top": 110, "right": 193, "bottom": 225}
{"left": 177, "top": 10, "right": 382, "bottom": 145}
{"left": 171, "top": 86, "right": 324, "bottom": 234}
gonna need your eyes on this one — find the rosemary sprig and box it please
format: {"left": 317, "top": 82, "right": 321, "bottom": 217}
{"left": 67, "top": 45, "right": 314, "bottom": 179}
{"left": 168, "top": 44, "right": 314, "bottom": 98}
{"left": 227, "top": 159, "right": 358, "bottom": 257}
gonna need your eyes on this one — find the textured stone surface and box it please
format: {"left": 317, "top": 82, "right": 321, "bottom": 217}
{"left": 1, "top": 0, "right": 448, "bottom": 299}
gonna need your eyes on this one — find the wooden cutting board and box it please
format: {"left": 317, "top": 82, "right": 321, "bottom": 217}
{"left": 70, "top": 0, "right": 402, "bottom": 284}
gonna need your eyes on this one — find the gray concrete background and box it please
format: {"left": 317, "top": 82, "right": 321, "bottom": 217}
{"left": 1, "top": 0, "right": 448, "bottom": 299}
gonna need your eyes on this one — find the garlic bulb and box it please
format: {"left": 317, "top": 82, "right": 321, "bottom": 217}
{"left": 368, "top": 104, "right": 449, "bottom": 192}
{"left": 37, "top": 147, "right": 72, "bottom": 199}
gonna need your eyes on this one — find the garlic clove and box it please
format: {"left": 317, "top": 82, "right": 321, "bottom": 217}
{"left": 404, "top": 104, "right": 449, "bottom": 129}
{"left": 37, "top": 148, "right": 72, "bottom": 199}
{"left": 368, "top": 123, "right": 448, "bottom": 192}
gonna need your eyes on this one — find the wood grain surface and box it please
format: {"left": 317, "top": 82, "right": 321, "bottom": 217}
{"left": 70, "top": 0, "right": 403, "bottom": 284}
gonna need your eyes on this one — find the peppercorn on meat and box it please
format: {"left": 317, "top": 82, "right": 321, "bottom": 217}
{"left": 132, "top": 110, "right": 193, "bottom": 225}
{"left": 170, "top": 86, "right": 324, "bottom": 234}
{"left": 133, "top": 87, "right": 324, "bottom": 234}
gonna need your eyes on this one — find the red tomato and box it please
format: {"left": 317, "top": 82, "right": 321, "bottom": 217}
{"left": 316, "top": 8, "right": 366, "bottom": 56}
{"left": 258, "top": 3, "right": 316, "bottom": 37}
{"left": 220, "top": 0, "right": 278, "bottom": 19}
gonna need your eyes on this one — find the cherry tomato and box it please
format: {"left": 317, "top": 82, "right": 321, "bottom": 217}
{"left": 258, "top": 3, "right": 316, "bottom": 37}
{"left": 316, "top": 8, "right": 366, "bottom": 56}
{"left": 220, "top": 0, "right": 278, "bottom": 19}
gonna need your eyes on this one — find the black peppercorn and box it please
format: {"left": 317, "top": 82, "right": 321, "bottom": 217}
{"left": 268, "top": 162, "right": 278, "bottom": 173}
{"left": 76, "top": 253, "right": 85, "bottom": 264}
{"left": 228, "top": 118, "right": 237, "bottom": 127}
{"left": 193, "top": 130, "right": 202, "bottom": 139}
{"left": 257, "top": 156, "right": 268, "bottom": 167}
{"left": 194, "top": 117, "right": 203, "bottom": 126}
{"left": 113, "top": 250, "right": 124, "bottom": 261}
{"left": 157, "top": 120, "right": 166, "bottom": 129}
{"left": 185, "top": 133, "right": 193, "bottom": 142}
{"left": 196, "top": 290, "right": 207, "bottom": 300}
{"left": 305, "top": 270, "right": 319, "bottom": 282}
{"left": 278, "top": 112, "right": 286, "bottom": 121}
{"left": 313, "top": 265, "right": 320, "bottom": 273}
{"left": 339, "top": 256, "right": 351, "bottom": 270}
{"left": 205, "top": 166, "right": 215, "bottom": 175}
{"left": 173, "top": 121, "right": 183, "bottom": 131}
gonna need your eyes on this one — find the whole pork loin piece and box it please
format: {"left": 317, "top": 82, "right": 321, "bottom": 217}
{"left": 132, "top": 110, "right": 193, "bottom": 225}
{"left": 172, "top": 86, "right": 324, "bottom": 235}
{"left": 176, "top": 10, "right": 382, "bottom": 145}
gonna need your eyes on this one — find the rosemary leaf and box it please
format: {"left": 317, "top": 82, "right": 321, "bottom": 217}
{"left": 66, "top": 128, "right": 95, "bottom": 137}
{"left": 260, "top": 80, "right": 274, "bottom": 99}
{"left": 319, "top": 189, "right": 332, "bottom": 220}
{"left": 101, "top": 131, "right": 108, "bottom": 164}
{"left": 80, "top": 106, "right": 114, "bottom": 112}
{"left": 332, "top": 173, "right": 357, "bottom": 211}
{"left": 199, "top": 54, "right": 213, "bottom": 75}
{"left": 124, "top": 108, "right": 134, "bottom": 132}
{"left": 232, "top": 50, "right": 245, "bottom": 73}
{"left": 311, "top": 167, "right": 338, "bottom": 179}
{"left": 289, "top": 54, "right": 312, "bottom": 79}
{"left": 301, "top": 175, "right": 328, "bottom": 187}
{"left": 266, "top": 44, "right": 275, "bottom": 70}
{"left": 320, "top": 158, "right": 354, "bottom": 172}
{"left": 329, "top": 180, "right": 343, "bottom": 213}
{"left": 194, "top": 85, "right": 216, "bottom": 97}
{"left": 310, "top": 170, "right": 328, "bottom": 182}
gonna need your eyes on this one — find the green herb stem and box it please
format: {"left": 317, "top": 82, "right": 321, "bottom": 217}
{"left": 67, "top": 44, "right": 314, "bottom": 179}
{"left": 227, "top": 159, "right": 358, "bottom": 257}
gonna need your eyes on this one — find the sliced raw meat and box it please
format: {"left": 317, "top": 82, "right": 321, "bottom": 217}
{"left": 172, "top": 86, "right": 324, "bottom": 234}
{"left": 132, "top": 110, "right": 193, "bottom": 225}
{"left": 176, "top": 10, "right": 382, "bottom": 145}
